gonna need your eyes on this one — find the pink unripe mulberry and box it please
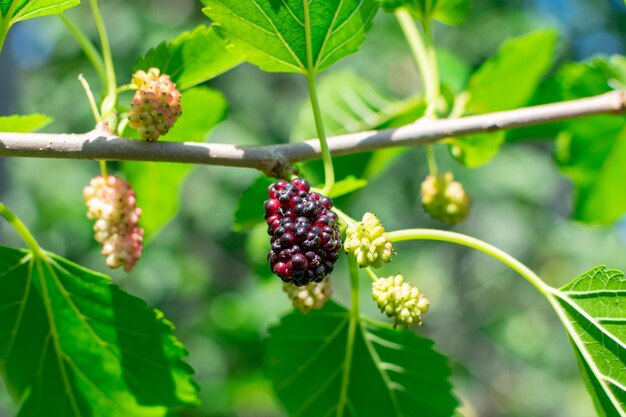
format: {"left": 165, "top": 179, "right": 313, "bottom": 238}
{"left": 129, "top": 68, "right": 182, "bottom": 141}
{"left": 84, "top": 175, "right": 144, "bottom": 272}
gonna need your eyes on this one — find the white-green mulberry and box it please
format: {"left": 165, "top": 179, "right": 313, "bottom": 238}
{"left": 283, "top": 276, "right": 332, "bottom": 313}
{"left": 421, "top": 172, "right": 470, "bottom": 225}
{"left": 344, "top": 212, "right": 394, "bottom": 268}
{"left": 372, "top": 275, "right": 429, "bottom": 327}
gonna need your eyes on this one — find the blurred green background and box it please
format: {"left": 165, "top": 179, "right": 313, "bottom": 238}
{"left": 1, "top": 0, "right": 626, "bottom": 416}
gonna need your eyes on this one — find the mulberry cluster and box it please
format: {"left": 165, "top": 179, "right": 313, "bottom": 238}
{"left": 283, "top": 277, "right": 332, "bottom": 313}
{"left": 372, "top": 275, "right": 429, "bottom": 327}
{"left": 264, "top": 178, "right": 342, "bottom": 286}
{"left": 344, "top": 212, "right": 394, "bottom": 268}
{"left": 129, "top": 67, "right": 182, "bottom": 141}
{"left": 421, "top": 172, "right": 470, "bottom": 225}
{"left": 83, "top": 175, "right": 144, "bottom": 272}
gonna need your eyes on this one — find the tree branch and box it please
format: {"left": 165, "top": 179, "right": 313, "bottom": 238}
{"left": 1, "top": 90, "right": 624, "bottom": 176}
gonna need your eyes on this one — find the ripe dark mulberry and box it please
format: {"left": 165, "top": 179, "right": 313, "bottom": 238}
{"left": 264, "top": 178, "right": 341, "bottom": 286}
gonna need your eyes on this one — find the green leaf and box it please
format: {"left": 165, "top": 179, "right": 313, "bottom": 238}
{"left": 134, "top": 25, "right": 243, "bottom": 90}
{"left": 123, "top": 87, "right": 227, "bottom": 240}
{"left": 327, "top": 176, "right": 368, "bottom": 198}
{"left": 0, "top": 0, "right": 80, "bottom": 22}
{"left": 265, "top": 301, "right": 458, "bottom": 417}
{"left": 245, "top": 223, "right": 273, "bottom": 280}
{"left": 437, "top": 49, "right": 471, "bottom": 94}
{"left": 0, "top": 114, "right": 52, "bottom": 132}
{"left": 380, "top": 0, "right": 470, "bottom": 25}
{"left": 448, "top": 30, "right": 557, "bottom": 167}
{"left": 448, "top": 132, "right": 504, "bottom": 168}
{"left": 0, "top": 246, "right": 198, "bottom": 416}
{"left": 466, "top": 30, "right": 558, "bottom": 113}
{"left": 550, "top": 266, "right": 626, "bottom": 416}
{"left": 553, "top": 57, "right": 626, "bottom": 225}
{"left": 293, "top": 70, "right": 425, "bottom": 185}
{"left": 203, "top": 0, "right": 379, "bottom": 73}
{"left": 557, "top": 122, "right": 626, "bottom": 225}
{"left": 432, "top": 0, "right": 470, "bottom": 25}
{"left": 233, "top": 175, "right": 274, "bottom": 232}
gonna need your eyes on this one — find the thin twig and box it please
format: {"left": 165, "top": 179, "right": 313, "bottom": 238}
{"left": 0, "top": 91, "right": 624, "bottom": 177}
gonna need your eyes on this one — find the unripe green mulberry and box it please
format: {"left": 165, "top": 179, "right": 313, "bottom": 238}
{"left": 283, "top": 276, "right": 332, "bottom": 313}
{"left": 344, "top": 212, "right": 394, "bottom": 268}
{"left": 372, "top": 275, "right": 429, "bottom": 327}
{"left": 421, "top": 172, "right": 470, "bottom": 225}
{"left": 129, "top": 68, "right": 182, "bottom": 141}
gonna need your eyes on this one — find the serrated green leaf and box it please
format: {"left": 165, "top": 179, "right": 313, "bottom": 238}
{"left": 134, "top": 25, "right": 242, "bottom": 90}
{"left": 265, "top": 301, "right": 458, "bottom": 417}
{"left": 0, "top": 114, "right": 52, "bottom": 132}
{"left": 0, "top": 0, "right": 79, "bottom": 22}
{"left": 203, "top": 0, "right": 379, "bottom": 74}
{"left": 293, "top": 70, "right": 425, "bottom": 185}
{"left": 0, "top": 246, "right": 198, "bottom": 416}
{"left": 123, "top": 87, "right": 227, "bottom": 240}
{"left": 549, "top": 266, "right": 626, "bottom": 416}
{"left": 553, "top": 57, "right": 626, "bottom": 225}
{"left": 380, "top": 0, "right": 470, "bottom": 25}
{"left": 448, "top": 131, "right": 504, "bottom": 168}
{"left": 233, "top": 175, "right": 274, "bottom": 233}
{"left": 466, "top": 30, "right": 558, "bottom": 113}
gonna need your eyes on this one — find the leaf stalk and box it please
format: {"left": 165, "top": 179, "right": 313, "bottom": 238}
{"left": 60, "top": 13, "right": 107, "bottom": 87}
{"left": 386, "top": 228, "right": 551, "bottom": 296}
{"left": 88, "top": 0, "right": 117, "bottom": 120}
{"left": 395, "top": 8, "right": 441, "bottom": 174}
{"left": 0, "top": 203, "right": 44, "bottom": 258}
{"left": 303, "top": 0, "right": 335, "bottom": 195}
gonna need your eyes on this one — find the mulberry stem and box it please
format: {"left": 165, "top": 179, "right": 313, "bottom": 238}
{"left": 332, "top": 207, "right": 357, "bottom": 227}
{"left": 365, "top": 267, "right": 379, "bottom": 282}
{"left": 99, "top": 160, "right": 108, "bottom": 177}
